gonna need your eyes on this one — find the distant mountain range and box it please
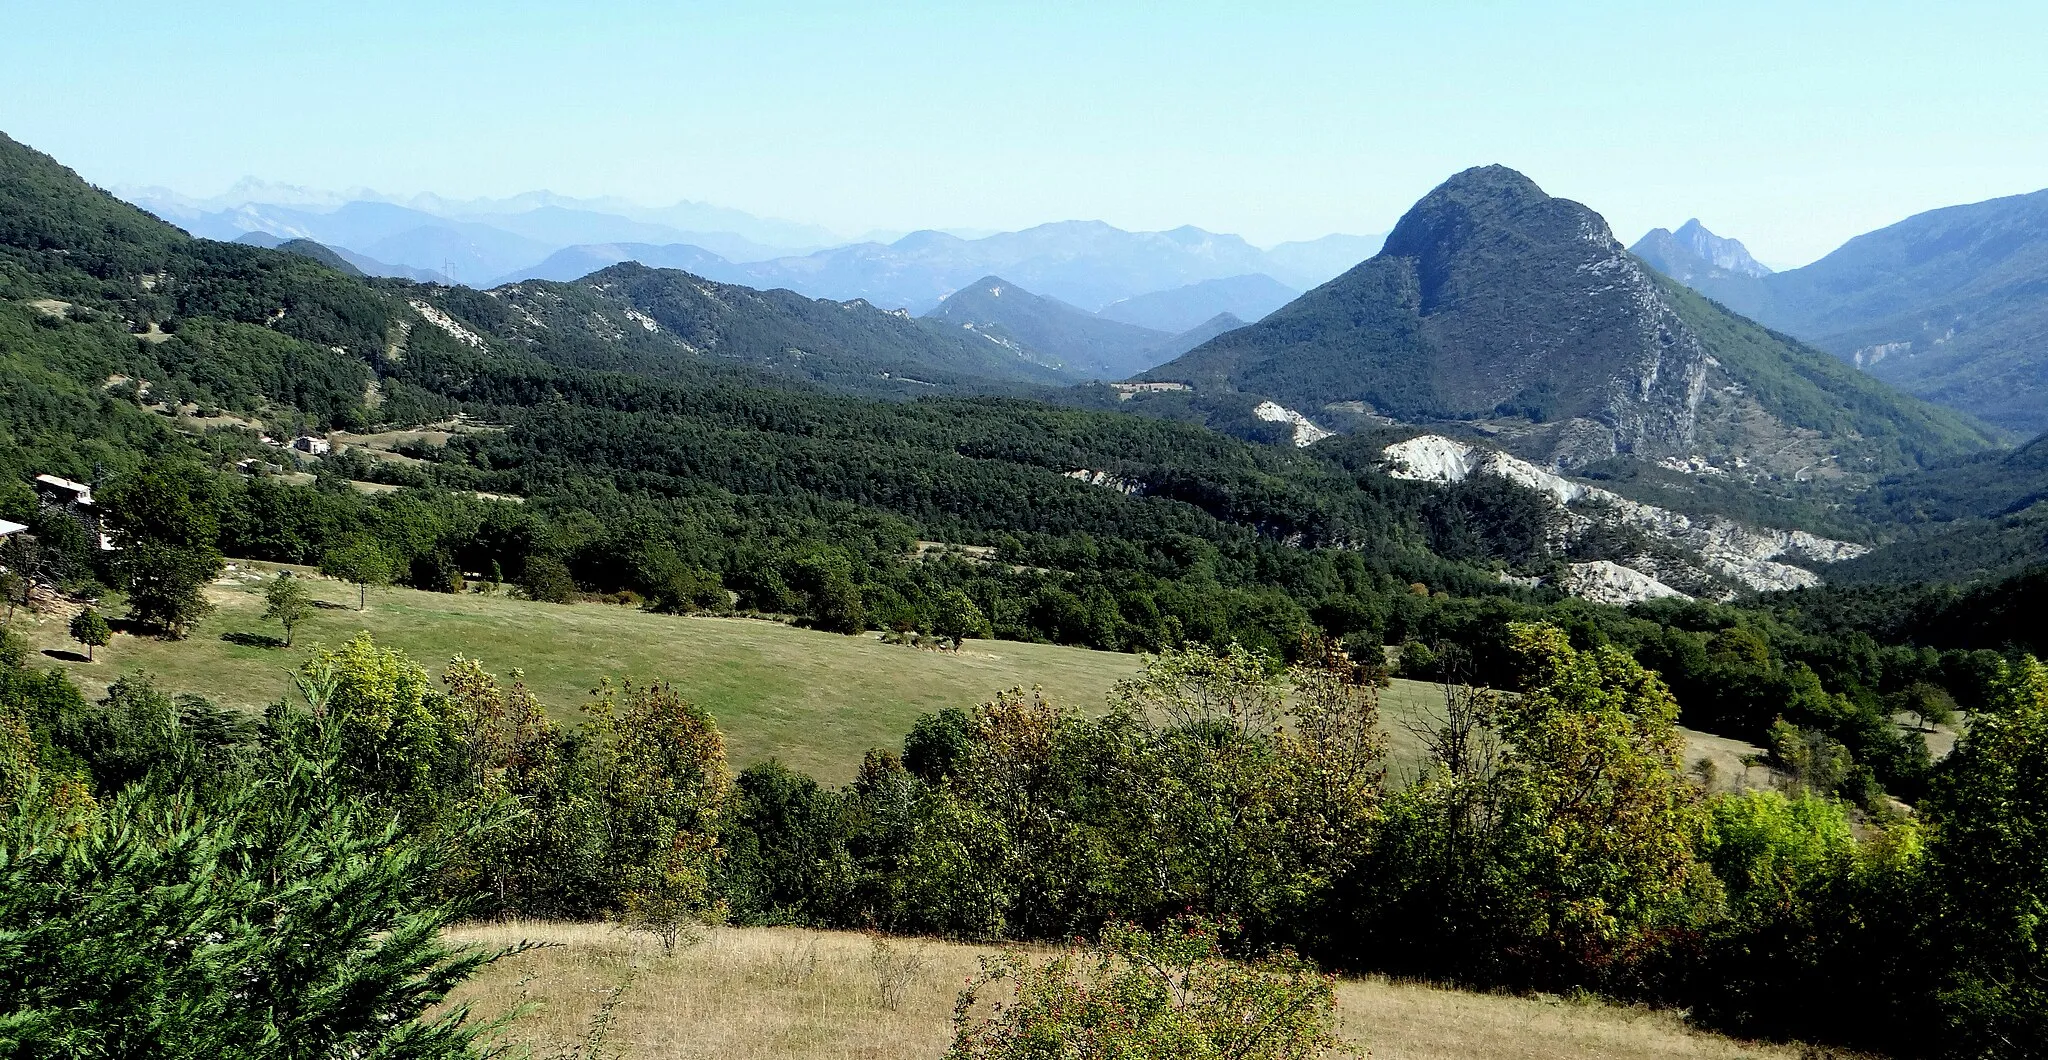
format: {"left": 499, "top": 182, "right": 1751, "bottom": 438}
{"left": 1630, "top": 190, "right": 2048, "bottom": 436}
{"left": 121, "top": 183, "right": 836, "bottom": 261}
{"left": 920, "top": 276, "right": 1241, "bottom": 379}
{"left": 1141, "top": 165, "right": 1995, "bottom": 486}
{"left": 117, "top": 183, "right": 1379, "bottom": 328}
{"left": 503, "top": 222, "right": 1372, "bottom": 316}
{"left": 1096, "top": 274, "right": 1298, "bottom": 332}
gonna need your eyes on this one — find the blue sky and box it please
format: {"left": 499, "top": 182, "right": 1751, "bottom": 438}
{"left": 3, "top": 1, "right": 2043, "bottom": 265}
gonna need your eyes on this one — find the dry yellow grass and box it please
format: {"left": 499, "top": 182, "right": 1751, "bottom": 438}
{"left": 443, "top": 922, "right": 1805, "bottom": 1060}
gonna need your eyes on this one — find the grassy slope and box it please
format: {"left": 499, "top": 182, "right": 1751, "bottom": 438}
{"left": 16, "top": 562, "right": 1749, "bottom": 785}
{"left": 443, "top": 922, "right": 1803, "bottom": 1060}
{"left": 19, "top": 564, "right": 1140, "bottom": 783}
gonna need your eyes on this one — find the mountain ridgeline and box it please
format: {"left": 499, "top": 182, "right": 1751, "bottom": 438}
{"left": 919, "top": 276, "right": 1248, "bottom": 379}
{"left": 1632, "top": 191, "right": 2048, "bottom": 436}
{"left": 1144, "top": 165, "right": 1996, "bottom": 483}
{"left": 492, "top": 262, "right": 1080, "bottom": 393}
{"left": 141, "top": 178, "right": 1371, "bottom": 321}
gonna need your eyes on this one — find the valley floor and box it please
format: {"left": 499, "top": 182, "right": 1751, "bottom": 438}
{"left": 443, "top": 921, "right": 1811, "bottom": 1060}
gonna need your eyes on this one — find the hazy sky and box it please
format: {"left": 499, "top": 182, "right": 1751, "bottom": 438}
{"left": 3, "top": 1, "right": 2043, "bottom": 265}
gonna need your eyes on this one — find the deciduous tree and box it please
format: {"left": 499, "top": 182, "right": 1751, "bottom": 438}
{"left": 321, "top": 540, "right": 393, "bottom": 611}
{"left": 67, "top": 607, "right": 110, "bottom": 661}
{"left": 263, "top": 570, "right": 311, "bottom": 645}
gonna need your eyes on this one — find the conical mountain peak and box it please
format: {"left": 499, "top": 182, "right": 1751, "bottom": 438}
{"left": 1380, "top": 167, "right": 1620, "bottom": 305}
{"left": 1145, "top": 163, "right": 1982, "bottom": 477}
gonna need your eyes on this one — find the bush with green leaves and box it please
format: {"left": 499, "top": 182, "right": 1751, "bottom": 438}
{"left": 1348, "top": 623, "right": 1712, "bottom": 992}
{"left": 1918, "top": 656, "right": 2048, "bottom": 1058}
{"left": 946, "top": 917, "right": 1351, "bottom": 1060}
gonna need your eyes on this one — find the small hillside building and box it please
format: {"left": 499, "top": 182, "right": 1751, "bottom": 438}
{"left": 34, "top": 474, "right": 93, "bottom": 509}
{"left": 31, "top": 474, "right": 113, "bottom": 551}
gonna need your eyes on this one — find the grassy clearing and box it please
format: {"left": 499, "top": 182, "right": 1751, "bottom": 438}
{"left": 14, "top": 564, "right": 1138, "bottom": 783}
{"left": 442, "top": 921, "right": 1804, "bottom": 1060}
{"left": 12, "top": 563, "right": 1759, "bottom": 785}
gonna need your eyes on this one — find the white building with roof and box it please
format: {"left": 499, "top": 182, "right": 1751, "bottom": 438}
{"left": 33, "top": 474, "right": 93, "bottom": 508}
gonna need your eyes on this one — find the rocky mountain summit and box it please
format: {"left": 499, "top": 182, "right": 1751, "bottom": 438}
{"left": 1629, "top": 219, "right": 1772, "bottom": 313}
{"left": 1142, "top": 165, "right": 1994, "bottom": 481}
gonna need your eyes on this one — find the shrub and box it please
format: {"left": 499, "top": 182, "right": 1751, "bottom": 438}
{"left": 946, "top": 917, "right": 1350, "bottom": 1060}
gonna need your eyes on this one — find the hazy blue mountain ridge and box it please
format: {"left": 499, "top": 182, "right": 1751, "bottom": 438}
{"left": 1096, "top": 273, "right": 1298, "bottom": 332}
{"left": 1260, "top": 232, "right": 1387, "bottom": 289}
{"left": 120, "top": 183, "right": 1380, "bottom": 322}
{"left": 920, "top": 275, "right": 1188, "bottom": 379}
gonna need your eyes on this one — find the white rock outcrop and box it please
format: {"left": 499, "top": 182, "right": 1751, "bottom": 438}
{"left": 1253, "top": 401, "right": 1334, "bottom": 447}
{"left": 1063, "top": 469, "right": 1143, "bottom": 495}
{"left": 1383, "top": 434, "right": 1868, "bottom": 596}
{"left": 1560, "top": 561, "right": 1689, "bottom": 605}
{"left": 408, "top": 301, "right": 488, "bottom": 350}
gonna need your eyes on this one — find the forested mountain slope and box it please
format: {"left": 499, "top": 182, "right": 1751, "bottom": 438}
{"left": 1637, "top": 188, "right": 2048, "bottom": 436}
{"left": 1819, "top": 430, "right": 2048, "bottom": 583}
{"left": 1143, "top": 165, "right": 1997, "bottom": 484}
{"left": 489, "top": 262, "right": 1080, "bottom": 393}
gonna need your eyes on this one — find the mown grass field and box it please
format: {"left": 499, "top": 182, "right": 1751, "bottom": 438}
{"left": 13, "top": 562, "right": 1753, "bottom": 784}
{"left": 442, "top": 922, "right": 1806, "bottom": 1060}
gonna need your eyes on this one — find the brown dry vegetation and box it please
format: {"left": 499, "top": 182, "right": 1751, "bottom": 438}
{"left": 444, "top": 922, "right": 1809, "bottom": 1060}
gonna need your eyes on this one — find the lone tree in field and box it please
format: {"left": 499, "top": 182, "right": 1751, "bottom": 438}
{"left": 68, "top": 608, "right": 111, "bottom": 662}
{"left": 1891, "top": 680, "right": 1959, "bottom": 733}
{"left": 931, "top": 588, "right": 989, "bottom": 651}
{"left": 321, "top": 540, "right": 393, "bottom": 611}
{"left": 263, "top": 571, "right": 311, "bottom": 646}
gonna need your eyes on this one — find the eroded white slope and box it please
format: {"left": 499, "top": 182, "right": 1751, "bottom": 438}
{"left": 1253, "top": 401, "right": 1334, "bottom": 447}
{"left": 1384, "top": 434, "right": 1866, "bottom": 594}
